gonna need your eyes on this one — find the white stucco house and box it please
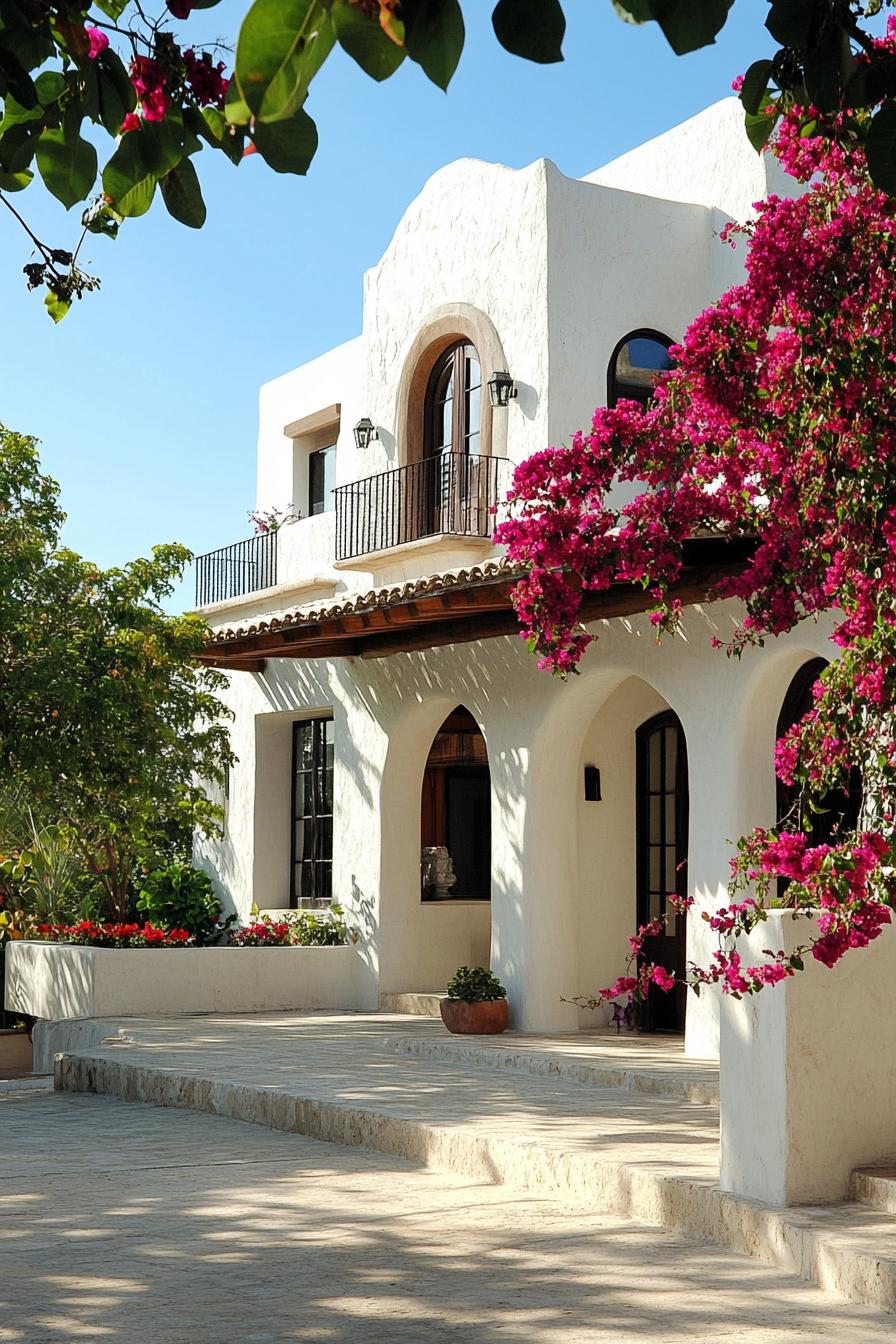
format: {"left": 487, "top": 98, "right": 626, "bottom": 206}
{"left": 193, "top": 99, "right": 836, "bottom": 1059}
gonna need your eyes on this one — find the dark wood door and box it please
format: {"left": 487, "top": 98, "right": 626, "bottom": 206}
{"left": 636, "top": 710, "right": 689, "bottom": 1032}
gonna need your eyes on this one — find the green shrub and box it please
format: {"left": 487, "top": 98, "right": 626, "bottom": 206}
{"left": 136, "top": 861, "right": 232, "bottom": 945}
{"left": 446, "top": 965, "right": 507, "bottom": 1002}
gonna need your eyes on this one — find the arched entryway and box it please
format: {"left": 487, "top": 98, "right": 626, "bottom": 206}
{"left": 421, "top": 706, "right": 491, "bottom": 902}
{"left": 635, "top": 709, "right": 689, "bottom": 1033}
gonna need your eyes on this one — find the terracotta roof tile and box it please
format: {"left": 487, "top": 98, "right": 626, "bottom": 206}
{"left": 205, "top": 556, "right": 524, "bottom": 645}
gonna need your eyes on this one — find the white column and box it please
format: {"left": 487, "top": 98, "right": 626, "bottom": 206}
{"left": 720, "top": 913, "right": 896, "bottom": 1205}
{"left": 489, "top": 732, "right": 579, "bottom": 1033}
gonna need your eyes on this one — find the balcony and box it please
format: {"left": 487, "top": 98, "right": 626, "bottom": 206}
{"left": 194, "top": 532, "right": 277, "bottom": 607}
{"left": 334, "top": 452, "right": 506, "bottom": 563}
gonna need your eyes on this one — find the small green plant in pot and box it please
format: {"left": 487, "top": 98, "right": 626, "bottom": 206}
{"left": 440, "top": 965, "right": 509, "bottom": 1035}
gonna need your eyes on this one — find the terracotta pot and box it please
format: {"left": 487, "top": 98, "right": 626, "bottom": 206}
{"left": 439, "top": 996, "right": 508, "bottom": 1034}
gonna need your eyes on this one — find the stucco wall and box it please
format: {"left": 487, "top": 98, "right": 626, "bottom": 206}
{"left": 6, "top": 941, "right": 373, "bottom": 1018}
{"left": 197, "top": 600, "right": 838, "bottom": 1047}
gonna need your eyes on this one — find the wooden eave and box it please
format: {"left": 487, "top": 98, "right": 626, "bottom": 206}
{"left": 197, "top": 538, "right": 754, "bottom": 672}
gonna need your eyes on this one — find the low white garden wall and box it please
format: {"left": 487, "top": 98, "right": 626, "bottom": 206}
{"left": 5, "top": 940, "right": 374, "bottom": 1019}
{"left": 720, "top": 912, "right": 896, "bottom": 1205}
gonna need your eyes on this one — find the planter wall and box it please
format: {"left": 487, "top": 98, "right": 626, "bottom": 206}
{"left": 5, "top": 940, "right": 373, "bottom": 1020}
{"left": 720, "top": 912, "right": 896, "bottom": 1206}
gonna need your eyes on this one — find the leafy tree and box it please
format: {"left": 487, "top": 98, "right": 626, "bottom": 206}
{"left": 0, "top": 424, "right": 233, "bottom": 918}
{"left": 2, "top": 0, "right": 894, "bottom": 320}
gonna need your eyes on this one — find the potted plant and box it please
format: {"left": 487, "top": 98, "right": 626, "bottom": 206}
{"left": 440, "top": 965, "right": 509, "bottom": 1034}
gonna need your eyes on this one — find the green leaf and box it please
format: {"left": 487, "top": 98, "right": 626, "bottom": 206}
{"left": 866, "top": 101, "right": 896, "bottom": 195}
{"left": 235, "top": 0, "right": 333, "bottom": 120}
{"left": 34, "top": 70, "right": 66, "bottom": 107}
{"left": 224, "top": 77, "right": 253, "bottom": 127}
{"left": 44, "top": 289, "right": 70, "bottom": 323}
{"left": 36, "top": 125, "right": 97, "bottom": 209}
{"left": 251, "top": 105, "right": 318, "bottom": 173}
{"left": 403, "top": 0, "right": 465, "bottom": 90}
{"left": 653, "top": 0, "right": 732, "bottom": 56}
{"left": 192, "top": 105, "right": 245, "bottom": 163}
{"left": 331, "top": 0, "right": 406, "bottom": 80}
{"left": 611, "top": 0, "right": 652, "bottom": 23}
{"left": 95, "top": 51, "right": 137, "bottom": 136}
{"left": 160, "top": 158, "right": 207, "bottom": 228}
{"left": 0, "top": 122, "right": 38, "bottom": 173}
{"left": 93, "top": 0, "right": 130, "bottom": 18}
{"left": 0, "top": 91, "right": 44, "bottom": 133}
{"left": 492, "top": 0, "right": 565, "bottom": 64}
{"left": 765, "top": 0, "right": 814, "bottom": 47}
{"left": 744, "top": 105, "right": 776, "bottom": 154}
{"left": 0, "top": 166, "right": 32, "bottom": 190}
{"left": 740, "top": 59, "right": 773, "bottom": 116}
{"left": 102, "top": 122, "right": 184, "bottom": 218}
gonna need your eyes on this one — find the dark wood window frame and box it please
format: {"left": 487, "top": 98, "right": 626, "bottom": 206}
{"left": 308, "top": 442, "right": 336, "bottom": 517}
{"left": 290, "top": 715, "right": 334, "bottom": 907}
{"left": 607, "top": 328, "right": 674, "bottom": 409}
{"left": 423, "top": 340, "right": 482, "bottom": 459}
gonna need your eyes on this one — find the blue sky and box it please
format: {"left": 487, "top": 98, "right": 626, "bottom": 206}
{"left": 0, "top": 2, "right": 773, "bottom": 610}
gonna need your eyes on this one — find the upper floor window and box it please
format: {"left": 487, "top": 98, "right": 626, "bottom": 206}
{"left": 425, "top": 341, "right": 482, "bottom": 458}
{"left": 308, "top": 443, "right": 336, "bottom": 516}
{"left": 608, "top": 330, "right": 673, "bottom": 409}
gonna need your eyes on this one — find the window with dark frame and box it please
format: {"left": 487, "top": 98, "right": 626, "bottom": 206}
{"left": 308, "top": 443, "right": 336, "bottom": 516}
{"left": 424, "top": 341, "right": 482, "bottom": 459}
{"left": 608, "top": 330, "right": 674, "bottom": 409}
{"left": 290, "top": 716, "right": 334, "bottom": 907}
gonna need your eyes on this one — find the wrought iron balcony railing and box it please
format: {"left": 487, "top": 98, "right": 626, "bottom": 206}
{"left": 334, "top": 452, "right": 506, "bottom": 562}
{"left": 195, "top": 531, "right": 277, "bottom": 607}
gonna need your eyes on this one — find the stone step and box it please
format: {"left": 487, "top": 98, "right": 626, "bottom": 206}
{"left": 378, "top": 991, "right": 445, "bottom": 1018}
{"left": 385, "top": 1035, "right": 719, "bottom": 1106}
{"left": 55, "top": 1047, "right": 896, "bottom": 1315}
{"left": 851, "top": 1167, "right": 896, "bottom": 1213}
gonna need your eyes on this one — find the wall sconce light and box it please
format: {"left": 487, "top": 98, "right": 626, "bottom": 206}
{"left": 487, "top": 371, "right": 517, "bottom": 408}
{"left": 353, "top": 417, "right": 377, "bottom": 450}
{"left": 584, "top": 765, "right": 602, "bottom": 802}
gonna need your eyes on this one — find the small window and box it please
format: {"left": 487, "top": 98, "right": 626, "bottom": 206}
{"left": 308, "top": 443, "right": 336, "bottom": 516}
{"left": 290, "top": 717, "right": 334, "bottom": 906}
{"left": 608, "top": 330, "right": 673, "bottom": 409}
{"left": 424, "top": 341, "right": 482, "bottom": 459}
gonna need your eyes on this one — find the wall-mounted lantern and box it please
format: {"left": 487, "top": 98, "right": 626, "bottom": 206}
{"left": 584, "top": 765, "right": 602, "bottom": 802}
{"left": 487, "top": 371, "right": 517, "bottom": 408}
{"left": 353, "top": 417, "right": 377, "bottom": 450}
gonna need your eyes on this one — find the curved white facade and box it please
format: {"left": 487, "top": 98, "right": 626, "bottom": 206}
{"left": 194, "top": 100, "right": 825, "bottom": 1057}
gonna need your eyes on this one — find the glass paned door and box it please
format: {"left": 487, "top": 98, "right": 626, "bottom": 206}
{"left": 290, "top": 717, "right": 334, "bottom": 906}
{"left": 635, "top": 710, "right": 688, "bottom": 1032}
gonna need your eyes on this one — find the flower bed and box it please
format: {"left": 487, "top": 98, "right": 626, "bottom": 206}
{"left": 5, "top": 937, "right": 373, "bottom": 1019}
{"left": 34, "top": 921, "right": 192, "bottom": 947}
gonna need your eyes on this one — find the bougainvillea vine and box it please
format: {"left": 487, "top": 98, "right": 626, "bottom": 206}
{"left": 495, "top": 40, "right": 896, "bottom": 1006}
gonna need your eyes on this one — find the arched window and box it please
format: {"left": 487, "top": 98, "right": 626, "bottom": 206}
{"left": 424, "top": 341, "right": 481, "bottom": 459}
{"left": 421, "top": 707, "right": 490, "bottom": 901}
{"left": 776, "top": 658, "right": 861, "bottom": 847}
{"left": 608, "top": 330, "right": 673, "bottom": 409}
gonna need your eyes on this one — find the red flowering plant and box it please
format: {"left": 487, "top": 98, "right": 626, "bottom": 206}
{"left": 33, "top": 920, "right": 192, "bottom": 947}
{"left": 495, "top": 47, "right": 896, "bottom": 1008}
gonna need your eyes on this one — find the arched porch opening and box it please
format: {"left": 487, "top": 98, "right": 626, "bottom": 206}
{"left": 376, "top": 698, "right": 491, "bottom": 997}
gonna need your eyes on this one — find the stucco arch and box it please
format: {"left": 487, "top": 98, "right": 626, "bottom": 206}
{"left": 394, "top": 303, "right": 510, "bottom": 467}
{"left": 376, "top": 694, "right": 493, "bottom": 994}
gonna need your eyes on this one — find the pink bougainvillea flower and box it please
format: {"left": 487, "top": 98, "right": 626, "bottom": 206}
{"left": 130, "top": 56, "right": 169, "bottom": 122}
{"left": 120, "top": 112, "right": 141, "bottom": 134}
{"left": 166, "top": 0, "right": 193, "bottom": 17}
{"left": 86, "top": 27, "right": 109, "bottom": 59}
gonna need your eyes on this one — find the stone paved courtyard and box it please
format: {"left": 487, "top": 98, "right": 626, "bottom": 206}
{"left": 2, "top": 1083, "right": 894, "bottom": 1344}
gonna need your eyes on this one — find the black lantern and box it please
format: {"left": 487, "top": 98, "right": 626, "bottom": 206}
{"left": 353, "top": 417, "right": 376, "bottom": 450}
{"left": 487, "top": 371, "right": 517, "bottom": 407}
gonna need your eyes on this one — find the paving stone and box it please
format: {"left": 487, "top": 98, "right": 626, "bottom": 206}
{"left": 1, "top": 1088, "right": 894, "bottom": 1343}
